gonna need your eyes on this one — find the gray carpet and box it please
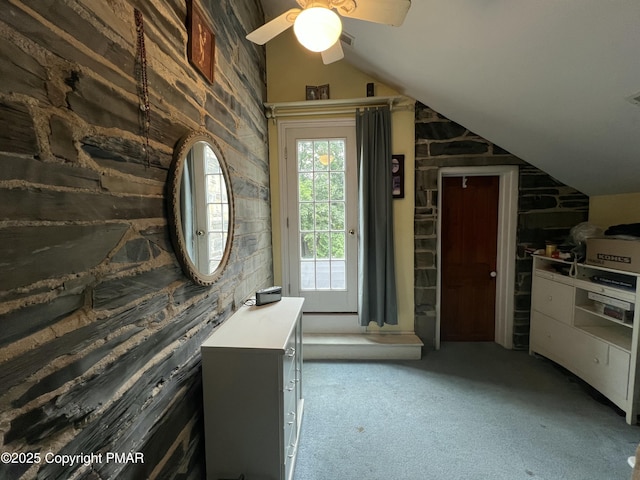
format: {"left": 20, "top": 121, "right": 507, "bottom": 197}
{"left": 294, "top": 342, "right": 640, "bottom": 480}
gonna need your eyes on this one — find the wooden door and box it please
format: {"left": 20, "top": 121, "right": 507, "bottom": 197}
{"left": 441, "top": 175, "right": 499, "bottom": 341}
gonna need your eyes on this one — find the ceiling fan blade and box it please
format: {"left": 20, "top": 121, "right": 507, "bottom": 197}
{"left": 321, "top": 40, "right": 344, "bottom": 65}
{"left": 246, "top": 8, "right": 300, "bottom": 45}
{"left": 338, "top": 0, "right": 411, "bottom": 27}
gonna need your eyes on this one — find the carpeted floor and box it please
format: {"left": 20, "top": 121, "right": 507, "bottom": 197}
{"left": 294, "top": 342, "right": 640, "bottom": 480}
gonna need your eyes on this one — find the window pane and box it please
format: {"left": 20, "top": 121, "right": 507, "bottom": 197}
{"left": 330, "top": 172, "right": 345, "bottom": 200}
{"left": 329, "top": 140, "right": 345, "bottom": 171}
{"left": 316, "top": 232, "right": 330, "bottom": 259}
{"left": 314, "top": 172, "right": 329, "bottom": 201}
{"left": 299, "top": 203, "right": 314, "bottom": 231}
{"left": 315, "top": 203, "right": 329, "bottom": 231}
{"left": 298, "top": 141, "right": 314, "bottom": 171}
{"left": 330, "top": 202, "right": 345, "bottom": 231}
{"left": 299, "top": 172, "right": 313, "bottom": 201}
{"left": 315, "top": 260, "right": 331, "bottom": 289}
{"left": 314, "top": 141, "right": 329, "bottom": 171}
{"left": 300, "top": 233, "right": 315, "bottom": 259}
{"left": 301, "top": 261, "right": 315, "bottom": 289}
{"left": 331, "top": 232, "right": 345, "bottom": 259}
{"left": 330, "top": 260, "right": 346, "bottom": 289}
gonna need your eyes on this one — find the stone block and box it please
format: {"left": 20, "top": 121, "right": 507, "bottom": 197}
{"left": 414, "top": 286, "right": 436, "bottom": 306}
{"left": 414, "top": 312, "right": 436, "bottom": 348}
{"left": 0, "top": 294, "right": 84, "bottom": 348}
{"left": 519, "top": 172, "right": 564, "bottom": 189}
{"left": 0, "top": 188, "right": 165, "bottom": 222}
{"left": 415, "top": 251, "right": 435, "bottom": 269}
{"left": 0, "top": 35, "right": 47, "bottom": 102}
{"left": 519, "top": 194, "right": 558, "bottom": 211}
{"left": 93, "top": 265, "right": 182, "bottom": 311}
{"left": 414, "top": 218, "right": 435, "bottom": 236}
{"left": 66, "top": 73, "right": 138, "bottom": 134}
{"left": 414, "top": 237, "right": 436, "bottom": 251}
{"left": 49, "top": 115, "right": 77, "bottom": 162}
{"left": 415, "top": 120, "right": 466, "bottom": 140}
{"left": 111, "top": 238, "right": 151, "bottom": 264}
{"left": 81, "top": 135, "right": 170, "bottom": 181}
{"left": 0, "top": 100, "right": 38, "bottom": 155}
{"left": 415, "top": 268, "right": 437, "bottom": 288}
{"left": 519, "top": 211, "right": 588, "bottom": 230}
{"left": 430, "top": 140, "right": 489, "bottom": 157}
{"left": 0, "top": 224, "right": 128, "bottom": 291}
{"left": 0, "top": 154, "right": 101, "bottom": 189}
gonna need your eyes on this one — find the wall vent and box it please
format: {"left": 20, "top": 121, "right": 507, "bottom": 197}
{"left": 627, "top": 91, "right": 640, "bottom": 106}
{"left": 340, "top": 31, "right": 355, "bottom": 47}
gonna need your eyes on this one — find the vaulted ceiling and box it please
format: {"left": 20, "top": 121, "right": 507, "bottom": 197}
{"left": 259, "top": 0, "right": 640, "bottom": 196}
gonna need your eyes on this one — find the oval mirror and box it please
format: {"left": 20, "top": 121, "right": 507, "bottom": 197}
{"left": 168, "top": 131, "right": 234, "bottom": 286}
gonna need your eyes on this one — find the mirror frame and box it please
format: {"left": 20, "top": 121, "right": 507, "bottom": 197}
{"left": 168, "top": 130, "right": 234, "bottom": 286}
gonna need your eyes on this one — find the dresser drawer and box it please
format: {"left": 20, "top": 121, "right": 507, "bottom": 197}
{"left": 530, "top": 311, "right": 574, "bottom": 365}
{"left": 532, "top": 276, "right": 574, "bottom": 324}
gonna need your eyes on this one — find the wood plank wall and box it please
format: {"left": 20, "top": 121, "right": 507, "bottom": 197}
{"left": 0, "top": 1, "right": 270, "bottom": 478}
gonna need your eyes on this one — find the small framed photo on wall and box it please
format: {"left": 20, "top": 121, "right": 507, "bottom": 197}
{"left": 392, "top": 154, "right": 405, "bottom": 198}
{"left": 306, "top": 85, "right": 318, "bottom": 100}
{"left": 318, "top": 84, "right": 330, "bottom": 100}
{"left": 187, "top": 0, "right": 215, "bottom": 84}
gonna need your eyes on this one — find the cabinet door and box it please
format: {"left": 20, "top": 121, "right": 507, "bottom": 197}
{"left": 532, "top": 276, "right": 574, "bottom": 324}
{"left": 574, "top": 337, "right": 629, "bottom": 409}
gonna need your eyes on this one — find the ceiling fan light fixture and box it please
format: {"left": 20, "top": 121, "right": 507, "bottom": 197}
{"left": 293, "top": 7, "right": 342, "bottom": 53}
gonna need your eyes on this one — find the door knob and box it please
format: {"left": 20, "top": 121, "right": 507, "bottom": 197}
{"left": 490, "top": 271, "right": 497, "bottom": 278}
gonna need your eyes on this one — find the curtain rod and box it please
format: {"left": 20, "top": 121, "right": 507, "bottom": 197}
{"left": 263, "top": 95, "right": 414, "bottom": 120}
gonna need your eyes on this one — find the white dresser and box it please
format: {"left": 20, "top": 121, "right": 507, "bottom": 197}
{"left": 529, "top": 255, "right": 640, "bottom": 424}
{"left": 201, "top": 297, "right": 304, "bottom": 480}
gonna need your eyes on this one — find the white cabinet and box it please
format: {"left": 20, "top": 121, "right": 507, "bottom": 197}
{"left": 201, "top": 297, "right": 304, "bottom": 480}
{"left": 530, "top": 255, "right": 640, "bottom": 424}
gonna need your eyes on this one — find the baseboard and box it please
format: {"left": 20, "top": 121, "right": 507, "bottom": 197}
{"left": 303, "top": 333, "right": 423, "bottom": 360}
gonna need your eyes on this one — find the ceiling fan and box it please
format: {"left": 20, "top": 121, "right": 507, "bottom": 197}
{"left": 246, "top": 0, "right": 411, "bottom": 65}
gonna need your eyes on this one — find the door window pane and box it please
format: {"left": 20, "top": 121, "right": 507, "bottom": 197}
{"left": 297, "top": 138, "right": 347, "bottom": 292}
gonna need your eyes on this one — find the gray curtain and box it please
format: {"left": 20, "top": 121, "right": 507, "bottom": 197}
{"left": 356, "top": 106, "right": 398, "bottom": 326}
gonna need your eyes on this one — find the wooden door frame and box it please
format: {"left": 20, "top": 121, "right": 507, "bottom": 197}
{"left": 435, "top": 166, "right": 518, "bottom": 350}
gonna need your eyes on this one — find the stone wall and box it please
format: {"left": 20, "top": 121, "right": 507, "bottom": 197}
{"left": 414, "top": 103, "right": 588, "bottom": 349}
{"left": 0, "top": 1, "right": 269, "bottom": 479}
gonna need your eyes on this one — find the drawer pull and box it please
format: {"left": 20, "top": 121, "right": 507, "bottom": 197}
{"left": 547, "top": 295, "right": 553, "bottom": 302}
{"left": 287, "top": 442, "right": 297, "bottom": 458}
{"left": 594, "top": 357, "right": 600, "bottom": 364}
{"left": 285, "top": 347, "right": 296, "bottom": 357}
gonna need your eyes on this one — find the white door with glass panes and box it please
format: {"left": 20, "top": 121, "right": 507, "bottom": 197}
{"left": 282, "top": 120, "right": 357, "bottom": 313}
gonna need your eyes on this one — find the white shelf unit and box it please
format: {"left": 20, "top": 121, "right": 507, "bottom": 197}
{"left": 529, "top": 255, "right": 640, "bottom": 424}
{"left": 201, "top": 297, "right": 305, "bottom": 480}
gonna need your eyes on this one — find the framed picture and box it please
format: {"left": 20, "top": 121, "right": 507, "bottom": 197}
{"left": 187, "top": 0, "right": 215, "bottom": 84}
{"left": 392, "top": 154, "right": 405, "bottom": 198}
{"left": 318, "top": 84, "right": 330, "bottom": 100}
{"left": 306, "top": 85, "right": 318, "bottom": 101}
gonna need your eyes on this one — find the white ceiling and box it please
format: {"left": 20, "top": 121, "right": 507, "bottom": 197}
{"left": 259, "top": 0, "right": 640, "bottom": 196}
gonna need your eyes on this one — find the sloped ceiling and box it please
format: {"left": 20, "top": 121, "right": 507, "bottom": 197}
{"left": 259, "top": 0, "right": 640, "bottom": 196}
